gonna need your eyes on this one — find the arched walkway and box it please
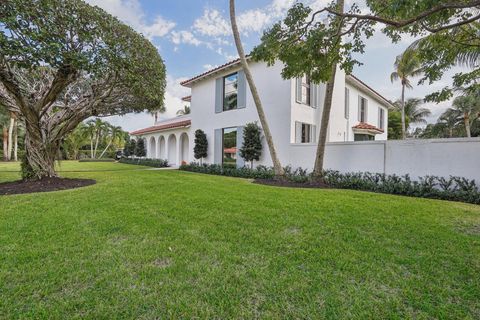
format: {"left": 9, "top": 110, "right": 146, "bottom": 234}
{"left": 179, "top": 133, "right": 189, "bottom": 165}
{"left": 167, "top": 134, "right": 177, "bottom": 165}
{"left": 158, "top": 136, "right": 166, "bottom": 159}
{"left": 148, "top": 136, "right": 156, "bottom": 158}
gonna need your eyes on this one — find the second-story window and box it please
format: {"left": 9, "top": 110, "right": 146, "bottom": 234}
{"left": 344, "top": 88, "right": 350, "bottom": 119}
{"left": 359, "top": 96, "right": 367, "bottom": 122}
{"left": 301, "top": 75, "right": 311, "bottom": 105}
{"left": 223, "top": 72, "right": 238, "bottom": 111}
{"left": 378, "top": 107, "right": 385, "bottom": 130}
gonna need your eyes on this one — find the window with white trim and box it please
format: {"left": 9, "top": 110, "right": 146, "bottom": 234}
{"left": 358, "top": 96, "right": 367, "bottom": 122}
{"left": 378, "top": 107, "right": 385, "bottom": 130}
{"left": 301, "top": 75, "right": 311, "bottom": 105}
{"left": 295, "top": 122, "right": 316, "bottom": 143}
{"left": 344, "top": 88, "right": 350, "bottom": 119}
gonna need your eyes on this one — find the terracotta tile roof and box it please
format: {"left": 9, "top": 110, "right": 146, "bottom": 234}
{"left": 180, "top": 57, "right": 243, "bottom": 87}
{"left": 130, "top": 119, "right": 191, "bottom": 135}
{"left": 346, "top": 75, "right": 394, "bottom": 109}
{"left": 352, "top": 122, "right": 384, "bottom": 133}
{"left": 181, "top": 95, "right": 191, "bottom": 102}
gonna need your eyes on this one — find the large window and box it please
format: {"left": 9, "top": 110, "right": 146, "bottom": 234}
{"left": 344, "top": 88, "right": 350, "bottom": 119}
{"left": 358, "top": 96, "right": 367, "bottom": 122}
{"left": 378, "top": 107, "right": 385, "bottom": 130}
{"left": 223, "top": 73, "right": 238, "bottom": 111}
{"left": 300, "top": 75, "right": 311, "bottom": 105}
{"left": 222, "top": 127, "right": 237, "bottom": 167}
{"left": 295, "top": 122, "right": 316, "bottom": 143}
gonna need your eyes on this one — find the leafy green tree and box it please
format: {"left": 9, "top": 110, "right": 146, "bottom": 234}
{"left": 135, "top": 138, "right": 146, "bottom": 158}
{"left": 193, "top": 129, "right": 208, "bottom": 164}
{"left": 450, "top": 93, "right": 480, "bottom": 137}
{"left": 252, "top": 0, "right": 478, "bottom": 177}
{"left": 391, "top": 50, "right": 423, "bottom": 139}
{"left": 388, "top": 111, "right": 406, "bottom": 140}
{"left": 0, "top": 0, "right": 166, "bottom": 179}
{"left": 240, "top": 122, "right": 262, "bottom": 169}
{"left": 124, "top": 139, "right": 136, "bottom": 158}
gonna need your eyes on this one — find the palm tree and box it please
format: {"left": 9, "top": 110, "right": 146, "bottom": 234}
{"left": 229, "top": 0, "right": 284, "bottom": 177}
{"left": 99, "top": 125, "right": 124, "bottom": 158}
{"left": 438, "top": 108, "right": 460, "bottom": 138}
{"left": 0, "top": 105, "right": 9, "bottom": 161}
{"left": 390, "top": 49, "right": 423, "bottom": 139}
{"left": 451, "top": 93, "right": 479, "bottom": 137}
{"left": 176, "top": 105, "right": 191, "bottom": 116}
{"left": 63, "top": 123, "right": 89, "bottom": 160}
{"left": 394, "top": 98, "right": 431, "bottom": 130}
{"left": 85, "top": 118, "right": 108, "bottom": 159}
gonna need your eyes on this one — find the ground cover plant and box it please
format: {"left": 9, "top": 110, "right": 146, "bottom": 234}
{"left": 119, "top": 158, "right": 169, "bottom": 168}
{"left": 0, "top": 161, "right": 479, "bottom": 318}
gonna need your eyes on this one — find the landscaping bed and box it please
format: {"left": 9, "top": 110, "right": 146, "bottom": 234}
{"left": 0, "top": 177, "right": 96, "bottom": 195}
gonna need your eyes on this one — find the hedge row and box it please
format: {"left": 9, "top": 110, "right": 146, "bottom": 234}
{"left": 119, "top": 158, "right": 169, "bottom": 168}
{"left": 179, "top": 163, "right": 480, "bottom": 205}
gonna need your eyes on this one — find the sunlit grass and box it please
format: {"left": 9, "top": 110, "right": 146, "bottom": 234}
{"left": 0, "top": 161, "right": 479, "bottom": 318}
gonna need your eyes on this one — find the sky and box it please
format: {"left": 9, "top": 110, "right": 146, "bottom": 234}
{"left": 84, "top": 0, "right": 459, "bottom": 132}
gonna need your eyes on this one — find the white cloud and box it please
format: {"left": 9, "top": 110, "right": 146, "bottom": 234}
{"left": 85, "top": 0, "right": 175, "bottom": 40}
{"left": 193, "top": 9, "right": 231, "bottom": 37}
{"left": 237, "top": 9, "right": 271, "bottom": 35}
{"left": 171, "top": 31, "right": 202, "bottom": 46}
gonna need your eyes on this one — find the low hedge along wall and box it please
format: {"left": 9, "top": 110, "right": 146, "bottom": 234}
{"left": 180, "top": 163, "right": 480, "bottom": 205}
{"left": 119, "top": 158, "right": 169, "bottom": 168}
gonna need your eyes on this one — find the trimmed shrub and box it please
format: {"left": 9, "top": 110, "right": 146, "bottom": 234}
{"left": 180, "top": 162, "right": 275, "bottom": 179}
{"left": 119, "top": 158, "right": 169, "bottom": 168}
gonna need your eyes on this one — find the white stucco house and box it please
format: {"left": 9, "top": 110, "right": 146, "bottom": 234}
{"left": 131, "top": 58, "right": 394, "bottom": 169}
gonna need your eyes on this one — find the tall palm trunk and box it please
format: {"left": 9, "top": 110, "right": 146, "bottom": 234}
{"left": 313, "top": 0, "right": 345, "bottom": 180}
{"left": 99, "top": 137, "right": 114, "bottom": 159}
{"left": 401, "top": 82, "right": 406, "bottom": 139}
{"left": 7, "top": 113, "right": 14, "bottom": 160}
{"left": 13, "top": 118, "right": 18, "bottom": 161}
{"left": 90, "top": 136, "right": 94, "bottom": 159}
{"left": 464, "top": 112, "right": 471, "bottom": 137}
{"left": 2, "top": 127, "right": 8, "bottom": 161}
{"left": 229, "top": 0, "right": 284, "bottom": 177}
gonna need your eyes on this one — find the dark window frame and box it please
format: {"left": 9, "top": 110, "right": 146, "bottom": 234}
{"left": 223, "top": 72, "right": 238, "bottom": 112}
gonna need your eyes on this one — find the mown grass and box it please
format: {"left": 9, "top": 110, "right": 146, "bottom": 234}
{"left": 0, "top": 161, "right": 479, "bottom": 319}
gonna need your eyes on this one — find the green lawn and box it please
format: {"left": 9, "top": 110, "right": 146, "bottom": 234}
{"left": 0, "top": 161, "right": 479, "bottom": 319}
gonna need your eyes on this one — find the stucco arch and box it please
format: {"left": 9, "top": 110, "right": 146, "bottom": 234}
{"left": 167, "top": 134, "right": 177, "bottom": 165}
{"left": 158, "top": 135, "right": 166, "bottom": 159}
{"left": 179, "top": 133, "right": 189, "bottom": 165}
{"left": 148, "top": 136, "right": 156, "bottom": 158}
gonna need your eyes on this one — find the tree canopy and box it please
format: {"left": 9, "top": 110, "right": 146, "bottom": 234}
{"left": 0, "top": 0, "right": 166, "bottom": 178}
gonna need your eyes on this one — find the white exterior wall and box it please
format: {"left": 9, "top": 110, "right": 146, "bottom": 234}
{"left": 137, "top": 127, "right": 191, "bottom": 166}
{"left": 190, "top": 61, "right": 291, "bottom": 166}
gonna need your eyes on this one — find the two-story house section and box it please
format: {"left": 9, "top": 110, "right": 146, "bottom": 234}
{"left": 131, "top": 58, "right": 394, "bottom": 169}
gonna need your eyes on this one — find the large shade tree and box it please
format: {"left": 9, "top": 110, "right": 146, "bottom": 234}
{"left": 0, "top": 0, "right": 166, "bottom": 179}
{"left": 252, "top": 0, "right": 479, "bottom": 178}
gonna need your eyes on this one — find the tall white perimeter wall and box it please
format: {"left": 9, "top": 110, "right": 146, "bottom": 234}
{"left": 288, "top": 138, "right": 480, "bottom": 182}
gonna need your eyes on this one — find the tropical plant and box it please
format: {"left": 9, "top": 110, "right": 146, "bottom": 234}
{"left": 450, "top": 92, "right": 480, "bottom": 137}
{"left": 62, "top": 123, "right": 89, "bottom": 160}
{"left": 240, "top": 122, "right": 263, "bottom": 169}
{"left": 0, "top": 0, "right": 166, "bottom": 179}
{"left": 395, "top": 98, "right": 431, "bottom": 127}
{"left": 176, "top": 105, "right": 191, "bottom": 116}
{"left": 98, "top": 125, "right": 125, "bottom": 159}
{"left": 193, "top": 129, "right": 208, "bottom": 164}
{"left": 124, "top": 139, "right": 136, "bottom": 158}
{"left": 390, "top": 50, "right": 423, "bottom": 139}
{"left": 135, "top": 138, "right": 146, "bottom": 158}
{"left": 229, "top": 0, "right": 284, "bottom": 178}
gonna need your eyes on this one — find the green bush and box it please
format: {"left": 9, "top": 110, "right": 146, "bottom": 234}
{"left": 180, "top": 163, "right": 480, "bottom": 205}
{"left": 119, "top": 158, "right": 169, "bottom": 168}
{"left": 322, "top": 170, "right": 480, "bottom": 205}
{"left": 78, "top": 159, "right": 115, "bottom": 163}
{"left": 180, "top": 162, "right": 275, "bottom": 179}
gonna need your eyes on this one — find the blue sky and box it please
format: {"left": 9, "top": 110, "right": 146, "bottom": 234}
{"left": 85, "top": 0, "right": 457, "bottom": 132}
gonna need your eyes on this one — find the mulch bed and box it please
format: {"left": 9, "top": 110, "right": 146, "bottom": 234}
{"left": 253, "top": 179, "right": 330, "bottom": 189}
{"left": 0, "top": 177, "right": 96, "bottom": 196}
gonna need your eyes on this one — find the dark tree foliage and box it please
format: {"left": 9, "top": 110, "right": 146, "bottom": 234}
{"left": 240, "top": 122, "right": 262, "bottom": 169}
{"left": 134, "top": 138, "right": 146, "bottom": 158}
{"left": 124, "top": 139, "right": 136, "bottom": 157}
{"left": 193, "top": 129, "right": 208, "bottom": 164}
{"left": 0, "top": 0, "right": 166, "bottom": 179}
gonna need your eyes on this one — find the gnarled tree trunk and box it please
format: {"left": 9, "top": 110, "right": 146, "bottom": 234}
{"left": 23, "top": 124, "right": 60, "bottom": 179}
